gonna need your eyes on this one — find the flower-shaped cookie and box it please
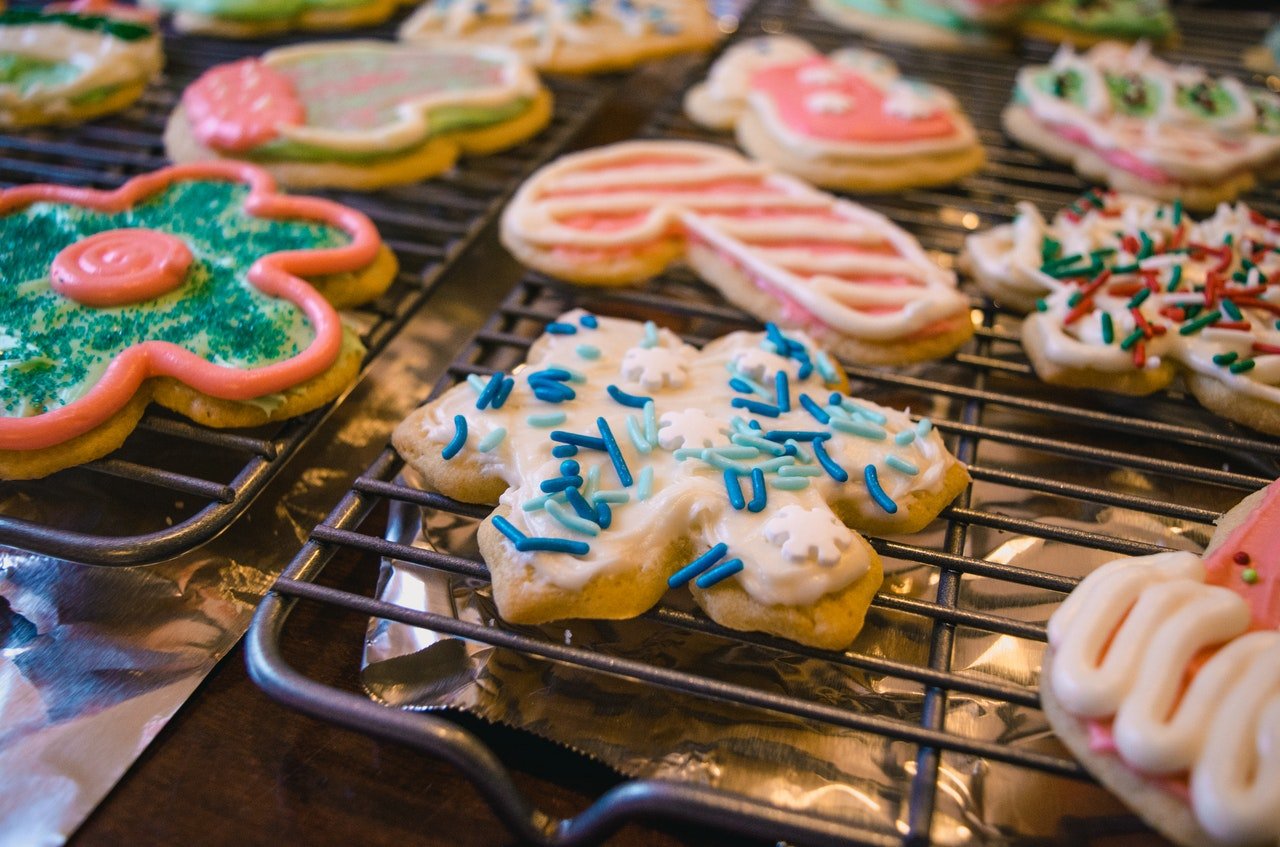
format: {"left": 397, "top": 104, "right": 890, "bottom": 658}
{"left": 684, "top": 36, "right": 984, "bottom": 190}
{"left": 963, "top": 191, "right": 1280, "bottom": 435}
{"left": 0, "top": 5, "right": 161, "bottom": 128}
{"left": 1043, "top": 479, "right": 1280, "bottom": 847}
{"left": 392, "top": 311, "right": 970, "bottom": 649}
{"left": 165, "top": 41, "right": 551, "bottom": 190}
{"left": 501, "top": 141, "right": 975, "bottom": 365}
{"left": 0, "top": 161, "right": 396, "bottom": 480}
{"left": 1004, "top": 41, "right": 1280, "bottom": 209}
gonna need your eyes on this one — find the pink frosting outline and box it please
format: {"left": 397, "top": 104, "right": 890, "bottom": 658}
{"left": 0, "top": 161, "right": 381, "bottom": 452}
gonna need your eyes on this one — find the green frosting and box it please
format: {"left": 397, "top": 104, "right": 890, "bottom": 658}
{"left": 0, "top": 180, "right": 349, "bottom": 417}
{"left": 151, "top": 0, "right": 370, "bottom": 23}
{"left": 1104, "top": 72, "right": 1160, "bottom": 117}
{"left": 1034, "top": 68, "right": 1088, "bottom": 106}
{"left": 1022, "top": 0, "right": 1174, "bottom": 39}
{"left": 1175, "top": 79, "right": 1239, "bottom": 120}
{"left": 0, "top": 54, "right": 79, "bottom": 94}
{"left": 0, "top": 10, "right": 154, "bottom": 41}
{"left": 1252, "top": 90, "right": 1280, "bottom": 136}
{"left": 825, "top": 0, "right": 987, "bottom": 34}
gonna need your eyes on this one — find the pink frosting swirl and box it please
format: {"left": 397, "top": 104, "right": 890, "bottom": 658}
{"left": 51, "top": 228, "right": 193, "bottom": 307}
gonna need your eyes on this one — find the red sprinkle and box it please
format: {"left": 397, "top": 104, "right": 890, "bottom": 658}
{"left": 1234, "top": 550, "right": 1252, "bottom": 565}
{"left": 1132, "top": 341, "right": 1147, "bottom": 368}
{"left": 1160, "top": 305, "right": 1187, "bottom": 321}
{"left": 1236, "top": 297, "right": 1280, "bottom": 317}
{"left": 1252, "top": 342, "right": 1280, "bottom": 355}
{"left": 1063, "top": 270, "right": 1112, "bottom": 325}
{"left": 1213, "top": 320, "right": 1252, "bottom": 331}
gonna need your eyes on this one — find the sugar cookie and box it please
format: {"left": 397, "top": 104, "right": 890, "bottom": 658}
{"left": 1018, "top": 0, "right": 1176, "bottom": 48}
{"left": 810, "top": 0, "right": 1029, "bottom": 51}
{"left": 144, "top": 0, "right": 412, "bottom": 36}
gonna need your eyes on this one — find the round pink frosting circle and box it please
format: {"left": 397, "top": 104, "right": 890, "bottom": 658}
{"left": 51, "top": 228, "right": 193, "bottom": 307}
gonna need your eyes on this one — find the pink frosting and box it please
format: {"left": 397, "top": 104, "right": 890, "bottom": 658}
{"left": 183, "top": 59, "right": 306, "bottom": 153}
{"left": 1201, "top": 480, "right": 1280, "bottom": 630}
{"left": 51, "top": 229, "right": 192, "bottom": 307}
{"left": 750, "top": 58, "right": 958, "bottom": 144}
{"left": 1052, "top": 123, "right": 1173, "bottom": 184}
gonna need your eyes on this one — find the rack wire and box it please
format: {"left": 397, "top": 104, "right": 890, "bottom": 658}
{"left": 0, "top": 16, "right": 610, "bottom": 565}
{"left": 248, "top": 3, "right": 1280, "bottom": 845}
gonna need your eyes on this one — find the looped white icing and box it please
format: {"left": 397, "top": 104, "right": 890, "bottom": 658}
{"left": 764, "top": 504, "right": 853, "bottom": 565}
{"left": 502, "top": 141, "right": 969, "bottom": 343}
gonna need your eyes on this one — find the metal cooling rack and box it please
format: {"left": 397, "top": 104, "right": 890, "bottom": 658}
{"left": 0, "top": 15, "right": 609, "bottom": 565}
{"left": 247, "top": 3, "right": 1280, "bottom": 845}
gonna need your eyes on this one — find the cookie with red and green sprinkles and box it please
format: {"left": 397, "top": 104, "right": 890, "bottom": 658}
{"left": 964, "top": 189, "right": 1280, "bottom": 434}
{"left": 392, "top": 310, "right": 969, "bottom": 650}
{"left": 0, "top": 161, "right": 397, "bottom": 480}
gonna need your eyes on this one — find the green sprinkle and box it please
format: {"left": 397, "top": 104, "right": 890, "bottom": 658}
{"left": 637, "top": 466, "right": 654, "bottom": 500}
{"left": 1119, "top": 328, "right": 1146, "bottom": 350}
{"left": 1137, "top": 231, "right": 1154, "bottom": 260}
{"left": 1042, "top": 252, "right": 1082, "bottom": 270}
{"left": 814, "top": 351, "right": 839, "bottom": 383}
{"left": 1166, "top": 265, "right": 1183, "bottom": 292}
{"left": 1110, "top": 262, "right": 1140, "bottom": 275}
{"left": 1221, "top": 299, "right": 1243, "bottom": 321}
{"left": 1213, "top": 351, "right": 1239, "bottom": 365}
{"left": 778, "top": 465, "right": 822, "bottom": 477}
{"left": 786, "top": 439, "right": 813, "bottom": 464}
{"left": 640, "top": 320, "right": 658, "bottom": 349}
{"left": 1242, "top": 568, "right": 1260, "bottom": 584}
{"left": 1229, "top": 358, "right": 1256, "bottom": 374}
{"left": 1101, "top": 312, "right": 1115, "bottom": 344}
{"left": 830, "top": 417, "right": 887, "bottom": 440}
{"left": 1041, "top": 236, "right": 1061, "bottom": 263}
{"left": 1172, "top": 199, "right": 1183, "bottom": 224}
{"left": 673, "top": 448, "right": 702, "bottom": 461}
{"left": 1035, "top": 298, "right": 1049, "bottom": 312}
{"left": 1179, "top": 310, "right": 1222, "bottom": 335}
{"left": 576, "top": 344, "right": 601, "bottom": 360}
{"left": 477, "top": 428, "right": 507, "bottom": 452}
{"left": 545, "top": 498, "right": 600, "bottom": 536}
{"left": 886, "top": 456, "right": 919, "bottom": 475}
{"left": 769, "top": 477, "right": 810, "bottom": 491}
{"left": 527, "top": 412, "right": 566, "bottom": 427}
{"left": 1068, "top": 291, "right": 1083, "bottom": 308}
{"left": 1127, "top": 288, "right": 1151, "bottom": 309}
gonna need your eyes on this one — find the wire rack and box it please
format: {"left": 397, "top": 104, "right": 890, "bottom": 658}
{"left": 248, "top": 3, "right": 1280, "bottom": 845}
{"left": 0, "top": 16, "right": 609, "bottom": 565}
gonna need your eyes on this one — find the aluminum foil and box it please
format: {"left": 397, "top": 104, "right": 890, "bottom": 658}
{"left": 361, "top": 329, "right": 1266, "bottom": 844}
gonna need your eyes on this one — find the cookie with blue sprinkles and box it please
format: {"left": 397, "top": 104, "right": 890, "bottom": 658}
{"left": 392, "top": 310, "right": 969, "bottom": 650}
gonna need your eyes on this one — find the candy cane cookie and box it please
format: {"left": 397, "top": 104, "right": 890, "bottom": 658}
{"left": 0, "top": 162, "right": 398, "bottom": 479}
{"left": 500, "top": 141, "right": 974, "bottom": 365}
{"left": 165, "top": 41, "right": 551, "bottom": 191}
{"left": 1043, "top": 478, "right": 1280, "bottom": 847}
{"left": 963, "top": 191, "right": 1280, "bottom": 434}
{"left": 392, "top": 312, "right": 969, "bottom": 649}
{"left": 684, "top": 37, "right": 984, "bottom": 191}
{"left": 1004, "top": 42, "right": 1280, "bottom": 210}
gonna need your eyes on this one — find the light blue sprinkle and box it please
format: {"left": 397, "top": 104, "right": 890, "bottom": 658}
{"left": 886, "top": 456, "right": 919, "bottom": 475}
{"left": 727, "top": 369, "right": 773, "bottom": 398}
{"left": 477, "top": 428, "right": 507, "bottom": 452}
{"left": 626, "top": 415, "right": 652, "bottom": 454}
{"left": 703, "top": 452, "right": 752, "bottom": 475}
{"left": 637, "top": 466, "right": 654, "bottom": 500}
{"left": 786, "top": 439, "right": 813, "bottom": 464}
{"left": 917, "top": 418, "right": 933, "bottom": 437}
{"left": 467, "top": 374, "right": 487, "bottom": 393}
{"left": 894, "top": 429, "right": 916, "bottom": 446}
{"left": 815, "top": 351, "right": 839, "bottom": 383}
{"left": 732, "top": 433, "right": 786, "bottom": 456}
{"left": 778, "top": 465, "right": 822, "bottom": 477}
{"left": 643, "top": 400, "right": 658, "bottom": 444}
{"left": 830, "top": 417, "right": 888, "bottom": 441}
{"left": 641, "top": 320, "right": 659, "bottom": 348}
{"left": 770, "top": 477, "right": 810, "bottom": 491}
{"left": 522, "top": 493, "right": 553, "bottom": 511}
{"left": 760, "top": 339, "right": 778, "bottom": 354}
{"left": 545, "top": 498, "right": 600, "bottom": 536}
{"left": 710, "top": 445, "right": 759, "bottom": 460}
{"left": 673, "top": 448, "right": 703, "bottom": 461}
{"left": 825, "top": 403, "right": 851, "bottom": 421}
{"left": 585, "top": 464, "right": 600, "bottom": 498}
{"left": 592, "top": 490, "right": 630, "bottom": 504}
{"left": 576, "top": 344, "right": 601, "bottom": 360}
{"left": 841, "top": 398, "right": 888, "bottom": 425}
{"left": 527, "top": 412, "right": 566, "bottom": 427}
{"left": 753, "top": 456, "right": 797, "bottom": 473}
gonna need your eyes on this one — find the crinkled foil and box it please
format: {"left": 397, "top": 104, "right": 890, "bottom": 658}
{"left": 362, "top": 331, "right": 1262, "bottom": 844}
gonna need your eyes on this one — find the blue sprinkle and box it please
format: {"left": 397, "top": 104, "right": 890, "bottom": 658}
{"left": 560, "top": 459, "right": 581, "bottom": 477}
{"left": 597, "top": 417, "right": 633, "bottom": 486}
{"left": 731, "top": 397, "right": 781, "bottom": 417}
{"left": 829, "top": 392, "right": 844, "bottom": 406}
{"left": 815, "top": 351, "right": 839, "bottom": 383}
{"left": 643, "top": 400, "right": 658, "bottom": 444}
{"left": 476, "top": 372, "right": 505, "bottom": 410}
{"left": 724, "top": 469, "right": 746, "bottom": 510}
{"left": 540, "top": 475, "right": 583, "bottom": 493}
{"left": 563, "top": 487, "right": 597, "bottom": 521}
{"left": 886, "top": 456, "right": 919, "bottom": 476}
{"left": 894, "top": 430, "right": 916, "bottom": 447}
{"left": 813, "top": 438, "right": 849, "bottom": 483}
{"left": 530, "top": 367, "right": 571, "bottom": 382}
{"left": 478, "top": 428, "right": 506, "bottom": 452}
{"left": 516, "top": 536, "right": 589, "bottom": 556}
{"left": 727, "top": 369, "right": 773, "bottom": 398}
{"left": 797, "top": 361, "right": 813, "bottom": 381}
{"left": 764, "top": 429, "right": 829, "bottom": 443}
{"left": 492, "top": 514, "right": 526, "bottom": 544}
{"left": 668, "top": 542, "right": 728, "bottom": 588}
{"left": 729, "top": 377, "right": 756, "bottom": 394}
{"left": 765, "top": 323, "right": 787, "bottom": 351}
{"left": 550, "top": 431, "right": 607, "bottom": 450}
{"left": 552, "top": 444, "right": 578, "bottom": 458}
{"left": 774, "top": 371, "right": 791, "bottom": 412}
{"left": 546, "top": 322, "right": 577, "bottom": 335}
{"left": 830, "top": 418, "right": 887, "bottom": 440}
{"left": 532, "top": 383, "right": 575, "bottom": 403}
{"left": 641, "top": 320, "right": 659, "bottom": 348}
{"left": 576, "top": 344, "right": 601, "bottom": 360}
{"left": 637, "top": 466, "right": 654, "bottom": 501}
{"left": 747, "top": 468, "right": 767, "bottom": 513}
{"left": 625, "top": 415, "right": 653, "bottom": 454}
{"left": 579, "top": 313, "right": 598, "bottom": 329}
{"left": 548, "top": 364, "right": 587, "bottom": 383}
{"left": 864, "top": 464, "right": 899, "bottom": 514}
{"left": 442, "top": 415, "right": 467, "bottom": 459}
{"left": 493, "top": 376, "right": 515, "bottom": 409}
{"left": 798, "top": 393, "right": 830, "bottom": 424}
{"left": 546, "top": 498, "right": 600, "bottom": 536}
{"left": 732, "top": 433, "right": 785, "bottom": 456}
{"left": 528, "top": 412, "right": 567, "bottom": 427}
{"left": 595, "top": 500, "right": 612, "bottom": 529}
{"left": 607, "top": 384, "right": 651, "bottom": 408}
{"left": 592, "top": 490, "right": 630, "bottom": 504}
{"left": 917, "top": 418, "right": 933, "bottom": 437}
{"left": 749, "top": 420, "right": 763, "bottom": 430}
{"left": 695, "top": 557, "right": 744, "bottom": 589}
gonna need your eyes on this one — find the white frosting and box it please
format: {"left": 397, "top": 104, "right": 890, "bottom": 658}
{"left": 418, "top": 311, "right": 960, "bottom": 607}
{"left": 1048, "top": 548, "right": 1280, "bottom": 845}
{"left": 965, "top": 193, "right": 1280, "bottom": 405}
{"left": 502, "top": 141, "right": 970, "bottom": 343}
{"left": 0, "top": 18, "right": 160, "bottom": 117}
{"left": 1015, "top": 41, "right": 1280, "bottom": 183}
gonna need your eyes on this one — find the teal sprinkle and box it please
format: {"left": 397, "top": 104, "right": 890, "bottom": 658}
{"left": 527, "top": 412, "right": 566, "bottom": 427}
{"left": 830, "top": 418, "right": 887, "bottom": 440}
{"left": 640, "top": 320, "right": 658, "bottom": 349}
{"left": 770, "top": 477, "right": 810, "bottom": 491}
{"left": 711, "top": 445, "right": 760, "bottom": 460}
{"left": 1221, "top": 299, "right": 1243, "bottom": 321}
{"left": 753, "top": 456, "right": 797, "bottom": 473}
{"left": 886, "top": 456, "right": 919, "bottom": 475}
{"left": 643, "top": 400, "right": 658, "bottom": 444}
{"left": 814, "top": 351, "right": 839, "bottom": 383}
{"left": 778, "top": 465, "right": 822, "bottom": 477}
{"left": 840, "top": 398, "right": 888, "bottom": 425}
{"left": 575, "top": 344, "right": 601, "bottom": 360}
{"left": 1213, "top": 351, "right": 1239, "bottom": 366}
{"left": 547, "top": 363, "right": 587, "bottom": 382}
{"left": 729, "top": 415, "right": 751, "bottom": 433}
{"left": 702, "top": 452, "right": 752, "bottom": 475}
{"left": 673, "top": 448, "right": 702, "bottom": 461}
{"left": 477, "top": 428, "right": 507, "bottom": 452}
{"left": 467, "top": 374, "right": 487, "bottom": 393}
{"left": 637, "top": 466, "right": 654, "bottom": 500}
{"left": 1127, "top": 288, "right": 1151, "bottom": 309}
{"left": 545, "top": 498, "right": 600, "bottom": 536}
{"left": 916, "top": 418, "right": 933, "bottom": 437}
{"left": 522, "top": 493, "right": 552, "bottom": 511}
{"left": 592, "top": 490, "right": 630, "bottom": 504}
{"left": 894, "top": 430, "right": 916, "bottom": 446}
{"left": 1229, "top": 358, "right": 1256, "bottom": 374}
{"left": 625, "top": 415, "right": 652, "bottom": 454}
{"left": 732, "top": 433, "right": 785, "bottom": 456}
